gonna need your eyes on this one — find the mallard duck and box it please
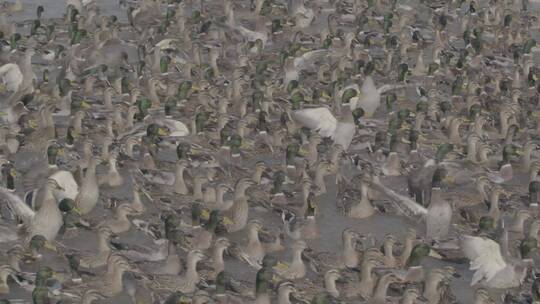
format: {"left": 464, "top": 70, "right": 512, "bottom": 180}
{"left": 1, "top": 179, "right": 64, "bottom": 242}
{"left": 78, "top": 226, "right": 116, "bottom": 269}
{"left": 274, "top": 240, "right": 308, "bottom": 279}
{"left": 150, "top": 249, "right": 206, "bottom": 294}
{"left": 75, "top": 156, "right": 100, "bottom": 215}
{"left": 99, "top": 203, "right": 136, "bottom": 234}
{"left": 460, "top": 234, "right": 533, "bottom": 288}
{"left": 222, "top": 178, "right": 256, "bottom": 232}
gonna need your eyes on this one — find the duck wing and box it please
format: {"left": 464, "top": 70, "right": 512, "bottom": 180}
{"left": 293, "top": 50, "right": 329, "bottom": 71}
{"left": 459, "top": 235, "right": 507, "bottom": 286}
{"left": 292, "top": 107, "right": 337, "bottom": 138}
{"left": 0, "top": 187, "right": 34, "bottom": 224}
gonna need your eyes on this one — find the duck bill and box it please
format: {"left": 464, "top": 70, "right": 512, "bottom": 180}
{"left": 44, "top": 241, "right": 57, "bottom": 252}
{"left": 73, "top": 207, "right": 82, "bottom": 216}
{"left": 157, "top": 127, "right": 169, "bottom": 136}
{"left": 428, "top": 249, "right": 442, "bottom": 259}
{"left": 81, "top": 101, "right": 91, "bottom": 109}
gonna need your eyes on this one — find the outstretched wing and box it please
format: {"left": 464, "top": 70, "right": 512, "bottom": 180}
{"left": 292, "top": 107, "right": 337, "bottom": 138}
{"left": 0, "top": 187, "right": 34, "bottom": 224}
{"left": 460, "top": 235, "right": 507, "bottom": 286}
{"left": 293, "top": 50, "right": 329, "bottom": 71}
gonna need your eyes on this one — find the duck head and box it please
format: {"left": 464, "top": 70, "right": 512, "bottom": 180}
{"left": 406, "top": 243, "right": 438, "bottom": 267}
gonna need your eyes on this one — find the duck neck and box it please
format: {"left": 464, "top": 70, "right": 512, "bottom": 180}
{"left": 384, "top": 242, "right": 394, "bottom": 261}
{"left": 373, "top": 275, "right": 393, "bottom": 302}
{"left": 108, "top": 266, "right": 126, "bottom": 295}
{"left": 314, "top": 167, "right": 327, "bottom": 192}
{"left": 234, "top": 184, "right": 248, "bottom": 199}
{"left": 401, "top": 236, "right": 415, "bottom": 265}
{"left": 424, "top": 274, "right": 444, "bottom": 300}
{"left": 193, "top": 179, "right": 204, "bottom": 199}
{"left": 173, "top": 166, "right": 187, "bottom": 193}
{"left": 360, "top": 261, "right": 374, "bottom": 282}
{"left": 98, "top": 234, "right": 111, "bottom": 253}
{"left": 489, "top": 191, "right": 500, "bottom": 215}
{"left": 186, "top": 257, "right": 200, "bottom": 281}
{"left": 213, "top": 245, "right": 226, "bottom": 273}
{"left": 248, "top": 228, "right": 261, "bottom": 246}
{"left": 278, "top": 289, "right": 292, "bottom": 304}
{"left": 253, "top": 167, "right": 264, "bottom": 184}
{"left": 523, "top": 147, "right": 534, "bottom": 170}
{"left": 325, "top": 276, "right": 339, "bottom": 297}
{"left": 291, "top": 247, "right": 304, "bottom": 268}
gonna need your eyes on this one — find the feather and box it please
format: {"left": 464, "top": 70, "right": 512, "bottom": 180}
{"left": 459, "top": 235, "right": 507, "bottom": 286}
{"left": 0, "top": 187, "right": 34, "bottom": 224}
{"left": 292, "top": 107, "right": 337, "bottom": 138}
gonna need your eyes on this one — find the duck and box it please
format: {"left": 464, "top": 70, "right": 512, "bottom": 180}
{"left": 75, "top": 156, "right": 100, "bottom": 215}
{"left": 78, "top": 226, "right": 116, "bottom": 269}
{"left": 222, "top": 178, "right": 256, "bottom": 232}
{"left": 460, "top": 234, "right": 534, "bottom": 288}
{"left": 292, "top": 103, "right": 355, "bottom": 150}
{"left": 1, "top": 179, "right": 64, "bottom": 242}
{"left": 150, "top": 249, "right": 206, "bottom": 294}
{"left": 274, "top": 240, "right": 308, "bottom": 279}
{"left": 99, "top": 203, "right": 137, "bottom": 234}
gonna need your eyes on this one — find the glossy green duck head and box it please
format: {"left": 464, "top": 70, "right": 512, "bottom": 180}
{"left": 1, "top": 163, "right": 16, "bottom": 191}
{"left": 427, "top": 62, "right": 439, "bottom": 76}
{"left": 178, "top": 81, "right": 193, "bottom": 100}
{"left": 252, "top": 90, "right": 264, "bottom": 110}
{"left": 10, "top": 33, "right": 21, "bottom": 50}
{"left": 195, "top": 111, "right": 208, "bottom": 134}
{"left": 406, "top": 243, "right": 431, "bottom": 267}
{"left": 176, "top": 143, "right": 191, "bottom": 160}
{"left": 35, "top": 266, "right": 54, "bottom": 286}
{"left": 220, "top": 125, "right": 233, "bottom": 146}
{"left": 389, "top": 133, "right": 398, "bottom": 153}
{"left": 435, "top": 143, "right": 453, "bottom": 163}
{"left": 228, "top": 134, "right": 242, "bottom": 155}
{"left": 478, "top": 216, "right": 496, "bottom": 233}
{"left": 524, "top": 39, "right": 537, "bottom": 55}
{"left": 385, "top": 92, "right": 397, "bottom": 111}
{"left": 533, "top": 276, "right": 540, "bottom": 301}
{"left": 163, "top": 291, "right": 190, "bottom": 304}
{"left": 468, "top": 104, "right": 482, "bottom": 120}
{"left": 58, "top": 78, "right": 72, "bottom": 97}
{"left": 58, "top": 198, "right": 78, "bottom": 214}
{"left": 290, "top": 91, "right": 305, "bottom": 109}
{"left": 271, "top": 170, "right": 286, "bottom": 194}
{"left": 408, "top": 129, "right": 419, "bottom": 150}
{"left": 286, "top": 143, "right": 300, "bottom": 166}
{"left": 502, "top": 144, "right": 522, "bottom": 164}
{"left": 30, "top": 20, "right": 41, "bottom": 36}
{"left": 147, "top": 123, "right": 169, "bottom": 138}
{"left": 164, "top": 214, "right": 181, "bottom": 238}
{"left": 256, "top": 258, "right": 276, "bottom": 294}
{"left": 205, "top": 210, "right": 220, "bottom": 232}
{"left": 397, "top": 63, "right": 409, "bottom": 82}
{"left": 520, "top": 237, "right": 537, "bottom": 258}
{"left": 191, "top": 203, "right": 202, "bottom": 226}
{"left": 529, "top": 181, "right": 540, "bottom": 204}
{"left": 352, "top": 108, "right": 365, "bottom": 126}
{"left": 311, "top": 292, "right": 333, "bottom": 304}
{"left": 66, "top": 126, "right": 75, "bottom": 147}
{"left": 46, "top": 143, "right": 62, "bottom": 166}
{"left": 341, "top": 88, "right": 358, "bottom": 104}
{"left": 160, "top": 55, "right": 171, "bottom": 73}
{"left": 305, "top": 193, "right": 317, "bottom": 217}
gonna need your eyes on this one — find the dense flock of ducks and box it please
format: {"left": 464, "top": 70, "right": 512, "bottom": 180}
{"left": 3, "top": 0, "right": 540, "bottom": 303}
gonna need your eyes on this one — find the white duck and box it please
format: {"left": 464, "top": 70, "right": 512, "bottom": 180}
{"left": 0, "top": 63, "right": 22, "bottom": 93}
{"left": 460, "top": 235, "right": 533, "bottom": 288}
{"left": 292, "top": 103, "right": 355, "bottom": 150}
